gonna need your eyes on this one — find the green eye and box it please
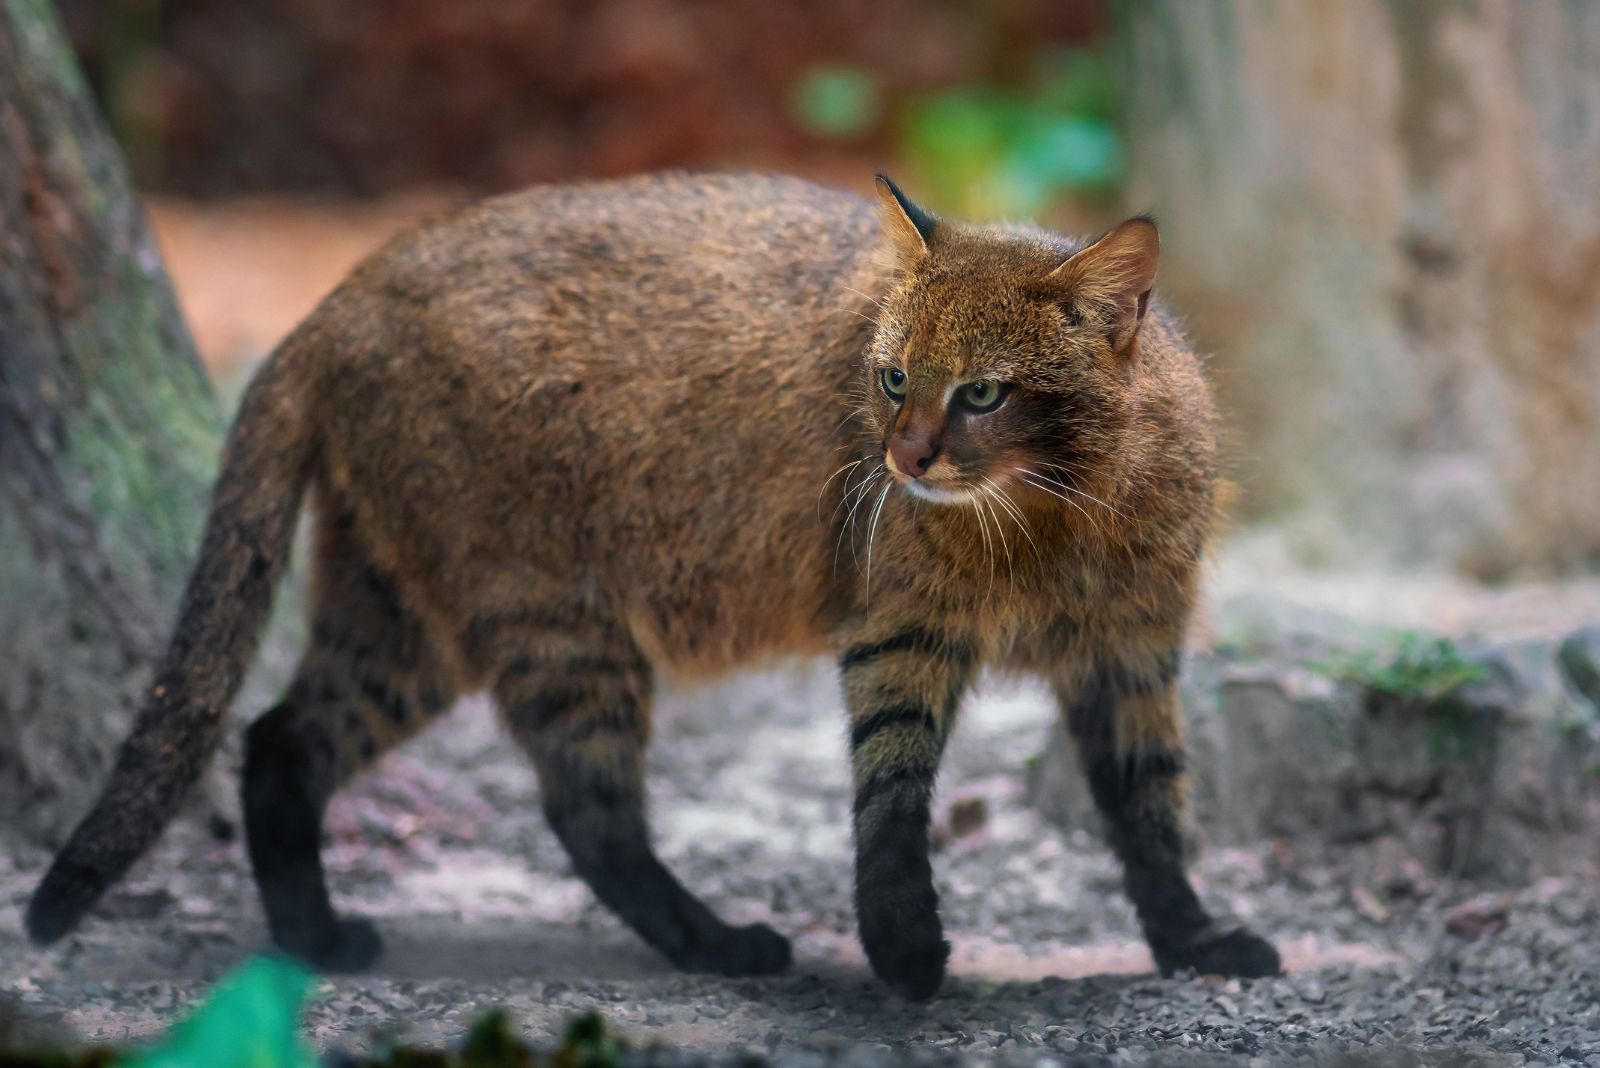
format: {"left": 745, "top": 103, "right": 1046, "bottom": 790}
{"left": 959, "top": 379, "right": 1007, "bottom": 412}
{"left": 881, "top": 367, "right": 908, "bottom": 399}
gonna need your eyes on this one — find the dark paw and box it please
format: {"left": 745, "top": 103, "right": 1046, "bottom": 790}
{"left": 860, "top": 904, "right": 949, "bottom": 1000}
{"left": 26, "top": 860, "right": 105, "bottom": 946}
{"left": 677, "top": 922, "right": 793, "bottom": 977}
{"left": 720, "top": 922, "right": 794, "bottom": 977}
{"left": 1154, "top": 926, "right": 1281, "bottom": 979}
{"left": 276, "top": 917, "right": 384, "bottom": 973}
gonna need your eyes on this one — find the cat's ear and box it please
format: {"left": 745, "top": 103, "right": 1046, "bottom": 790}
{"left": 1047, "top": 215, "right": 1159, "bottom": 358}
{"left": 874, "top": 173, "right": 936, "bottom": 268}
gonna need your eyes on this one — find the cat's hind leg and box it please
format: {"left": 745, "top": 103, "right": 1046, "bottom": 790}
{"left": 242, "top": 515, "right": 454, "bottom": 971}
{"left": 487, "top": 610, "right": 791, "bottom": 977}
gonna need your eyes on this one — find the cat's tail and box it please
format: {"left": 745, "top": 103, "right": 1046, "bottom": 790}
{"left": 26, "top": 336, "right": 319, "bottom": 946}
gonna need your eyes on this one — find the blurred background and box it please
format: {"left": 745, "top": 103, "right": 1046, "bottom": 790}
{"left": 50, "top": 0, "right": 1600, "bottom": 583}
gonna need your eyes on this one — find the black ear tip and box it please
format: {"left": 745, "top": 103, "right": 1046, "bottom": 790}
{"left": 874, "top": 173, "right": 936, "bottom": 244}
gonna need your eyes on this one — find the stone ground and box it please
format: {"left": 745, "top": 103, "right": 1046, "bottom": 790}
{"left": 4, "top": 658, "right": 1600, "bottom": 1066}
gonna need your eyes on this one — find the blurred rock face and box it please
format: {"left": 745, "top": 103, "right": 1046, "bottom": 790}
{"left": 1122, "top": 1, "right": 1600, "bottom": 579}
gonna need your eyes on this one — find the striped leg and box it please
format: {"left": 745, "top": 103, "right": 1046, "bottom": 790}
{"left": 1059, "top": 654, "right": 1280, "bottom": 978}
{"left": 492, "top": 620, "right": 791, "bottom": 977}
{"left": 837, "top": 623, "right": 974, "bottom": 1000}
{"left": 243, "top": 539, "right": 452, "bottom": 972}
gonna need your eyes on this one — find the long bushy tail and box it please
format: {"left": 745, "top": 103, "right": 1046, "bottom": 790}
{"left": 26, "top": 344, "right": 317, "bottom": 945}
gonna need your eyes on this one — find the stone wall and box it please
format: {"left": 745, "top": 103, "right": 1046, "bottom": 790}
{"left": 1031, "top": 614, "right": 1600, "bottom": 884}
{"left": 1119, "top": 1, "right": 1600, "bottom": 577}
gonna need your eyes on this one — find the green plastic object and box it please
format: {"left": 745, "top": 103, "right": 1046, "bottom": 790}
{"left": 118, "top": 956, "right": 317, "bottom": 1068}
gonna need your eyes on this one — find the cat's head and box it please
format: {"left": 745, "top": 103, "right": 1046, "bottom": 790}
{"left": 861, "top": 175, "right": 1158, "bottom": 511}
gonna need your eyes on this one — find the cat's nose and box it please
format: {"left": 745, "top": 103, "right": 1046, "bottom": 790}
{"left": 888, "top": 432, "right": 939, "bottom": 478}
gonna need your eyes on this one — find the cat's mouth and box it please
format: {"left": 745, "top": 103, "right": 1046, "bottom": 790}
{"left": 901, "top": 480, "right": 982, "bottom": 505}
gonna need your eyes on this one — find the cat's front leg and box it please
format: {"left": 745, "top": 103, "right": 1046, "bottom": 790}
{"left": 1054, "top": 648, "right": 1281, "bottom": 979}
{"left": 834, "top": 620, "right": 975, "bottom": 1000}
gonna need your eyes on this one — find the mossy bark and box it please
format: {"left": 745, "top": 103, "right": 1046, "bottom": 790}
{"left": 0, "top": 0, "right": 221, "bottom": 844}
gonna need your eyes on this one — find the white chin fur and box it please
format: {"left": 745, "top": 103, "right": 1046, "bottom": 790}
{"left": 903, "top": 481, "right": 980, "bottom": 504}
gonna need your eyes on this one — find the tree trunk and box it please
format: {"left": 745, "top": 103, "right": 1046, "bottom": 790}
{"left": 0, "top": 0, "right": 221, "bottom": 845}
{"left": 1118, "top": 0, "right": 1600, "bottom": 578}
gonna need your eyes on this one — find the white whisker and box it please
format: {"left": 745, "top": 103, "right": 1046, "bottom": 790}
{"left": 984, "top": 479, "right": 1034, "bottom": 548}
{"left": 817, "top": 459, "right": 862, "bottom": 521}
{"left": 834, "top": 465, "right": 884, "bottom": 574}
{"left": 970, "top": 489, "right": 995, "bottom": 600}
{"left": 979, "top": 491, "right": 1012, "bottom": 601}
{"left": 1035, "top": 462, "right": 1132, "bottom": 521}
{"left": 832, "top": 462, "right": 883, "bottom": 522}
{"left": 830, "top": 406, "right": 869, "bottom": 438}
{"left": 863, "top": 481, "right": 893, "bottom": 605}
{"left": 841, "top": 285, "right": 886, "bottom": 310}
{"left": 984, "top": 477, "right": 1038, "bottom": 565}
{"left": 828, "top": 307, "right": 881, "bottom": 328}
{"left": 1017, "top": 473, "right": 1101, "bottom": 533}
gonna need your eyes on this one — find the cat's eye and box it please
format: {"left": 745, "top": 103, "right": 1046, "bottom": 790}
{"left": 881, "top": 368, "right": 908, "bottom": 400}
{"left": 958, "top": 379, "right": 1008, "bottom": 413}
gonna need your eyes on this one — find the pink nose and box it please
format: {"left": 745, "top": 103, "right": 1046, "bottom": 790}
{"left": 888, "top": 433, "right": 939, "bottom": 478}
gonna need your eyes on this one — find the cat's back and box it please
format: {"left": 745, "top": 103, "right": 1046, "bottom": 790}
{"left": 372, "top": 171, "right": 878, "bottom": 335}
{"left": 306, "top": 171, "right": 882, "bottom": 441}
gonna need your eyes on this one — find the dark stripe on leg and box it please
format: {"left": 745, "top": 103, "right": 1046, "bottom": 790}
{"left": 1104, "top": 651, "right": 1181, "bottom": 698}
{"left": 502, "top": 666, "right": 790, "bottom": 978}
{"left": 840, "top": 627, "right": 973, "bottom": 671}
{"left": 358, "top": 677, "right": 409, "bottom": 727}
{"left": 850, "top": 702, "right": 936, "bottom": 751}
{"left": 1066, "top": 665, "right": 1212, "bottom": 969}
{"left": 851, "top": 766, "right": 933, "bottom": 817}
{"left": 504, "top": 689, "right": 587, "bottom": 733}
{"left": 1083, "top": 748, "right": 1186, "bottom": 813}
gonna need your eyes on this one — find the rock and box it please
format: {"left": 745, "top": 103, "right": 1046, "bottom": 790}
{"left": 1350, "top": 884, "right": 1391, "bottom": 925}
{"left": 1558, "top": 626, "right": 1600, "bottom": 710}
{"left": 1445, "top": 893, "right": 1511, "bottom": 939}
{"left": 1030, "top": 613, "right": 1600, "bottom": 882}
{"left": 947, "top": 797, "right": 988, "bottom": 840}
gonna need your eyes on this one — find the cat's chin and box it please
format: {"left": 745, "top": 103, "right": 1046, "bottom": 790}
{"left": 902, "top": 481, "right": 980, "bottom": 505}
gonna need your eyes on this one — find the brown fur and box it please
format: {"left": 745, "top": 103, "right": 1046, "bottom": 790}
{"left": 28, "top": 171, "right": 1278, "bottom": 995}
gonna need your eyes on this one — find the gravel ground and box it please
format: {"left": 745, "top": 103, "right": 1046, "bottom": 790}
{"left": 3, "top": 662, "right": 1599, "bottom": 1065}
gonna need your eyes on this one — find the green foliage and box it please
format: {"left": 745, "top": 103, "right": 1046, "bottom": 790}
{"left": 788, "top": 47, "right": 1123, "bottom": 221}
{"left": 457, "top": 1012, "right": 526, "bottom": 1068}
{"left": 0, "top": 956, "right": 629, "bottom": 1068}
{"left": 897, "top": 50, "right": 1122, "bottom": 219}
{"left": 1316, "top": 631, "right": 1486, "bottom": 704}
{"left": 550, "top": 1014, "right": 620, "bottom": 1068}
{"left": 118, "top": 956, "right": 316, "bottom": 1068}
{"left": 789, "top": 66, "right": 881, "bottom": 138}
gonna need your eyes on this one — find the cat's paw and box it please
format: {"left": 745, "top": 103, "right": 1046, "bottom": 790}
{"left": 719, "top": 922, "right": 794, "bottom": 977}
{"left": 676, "top": 922, "right": 793, "bottom": 977}
{"left": 1154, "top": 925, "right": 1281, "bottom": 979}
{"left": 860, "top": 900, "right": 949, "bottom": 1000}
{"left": 275, "top": 916, "right": 384, "bottom": 973}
